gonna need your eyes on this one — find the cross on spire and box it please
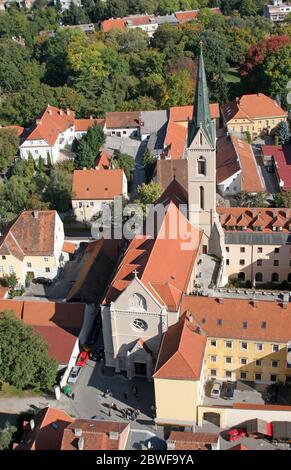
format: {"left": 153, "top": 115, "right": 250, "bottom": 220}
{"left": 133, "top": 269, "right": 139, "bottom": 278}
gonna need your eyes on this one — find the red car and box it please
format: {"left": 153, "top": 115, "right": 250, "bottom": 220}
{"left": 226, "top": 428, "right": 247, "bottom": 442}
{"left": 76, "top": 351, "right": 89, "bottom": 367}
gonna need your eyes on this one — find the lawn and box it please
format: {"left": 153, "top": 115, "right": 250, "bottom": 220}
{"left": 0, "top": 382, "right": 41, "bottom": 398}
{"left": 226, "top": 67, "right": 243, "bottom": 99}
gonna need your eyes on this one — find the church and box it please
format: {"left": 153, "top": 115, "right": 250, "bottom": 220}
{"left": 101, "top": 46, "right": 226, "bottom": 379}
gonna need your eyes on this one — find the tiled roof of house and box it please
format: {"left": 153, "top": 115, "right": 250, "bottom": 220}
{"left": 62, "top": 241, "right": 77, "bottom": 254}
{"left": 262, "top": 145, "right": 291, "bottom": 191}
{"left": 14, "top": 406, "right": 73, "bottom": 450}
{"left": 156, "top": 159, "right": 188, "bottom": 192}
{"left": 163, "top": 120, "right": 188, "bottom": 160}
{"left": 72, "top": 169, "right": 125, "bottom": 200}
{"left": 0, "top": 210, "right": 57, "bottom": 260}
{"left": 125, "top": 15, "right": 156, "bottom": 26}
{"left": 181, "top": 296, "right": 291, "bottom": 343}
{"left": 95, "top": 149, "right": 111, "bottom": 169}
{"left": 0, "top": 286, "right": 8, "bottom": 299}
{"left": 103, "top": 182, "right": 201, "bottom": 310}
{"left": 0, "top": 299, "right": 85, "bottom": 363}
{"left": 175, "top": 7, "right": 221, "bottom": 22}
{"left": 154, "top": 313, "right": 207, "bottom": 380}
{"left": 231, "top": 135, "right": 265, "bottom": 192}
{"left": 101, "top": 18, "right": 126, "bottom": 33}
{"left": 105, "top": 111, "right": 141, "bottom": 129}
{"left": 21, "top": 104, "right": 75, "bottom": 146}
{"left": 74, "top": 118, "right": 104, "bottom": 132}
{"left": 222, "top": 94, "right": 287, "bottom": 122}
{"left": 61, "top": 419, "right": 129, "bottom": 450}
{"left": 168, "top": 431, "right": 218, "bottom": 450}
{"left": 216, "top": 135, "right": 241, "bottom": 184}
{"left": 169, "top": 103, "right": 220, "bottom": 122}
{"left": 217, "top": 207, "right": 291, "bottom": 233}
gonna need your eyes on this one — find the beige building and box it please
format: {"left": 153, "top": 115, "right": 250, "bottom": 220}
{"left": 222, "top": 93, "right": 287, "bottom": 139}
{"left": 0, "top": 210, "right": 65, "bottom": 286}
{"left": 153, "top": 296, "right": 291, "bottom": 428}
{"left": 217, "top": 208, "right": 291, "bottom": 285}
{"left": 72, "top": 168, "right": 127, "bottom": 223}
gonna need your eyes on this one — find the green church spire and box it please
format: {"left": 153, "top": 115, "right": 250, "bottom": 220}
{"left": 188, "top": 43, "right": 215, "bottom": 147}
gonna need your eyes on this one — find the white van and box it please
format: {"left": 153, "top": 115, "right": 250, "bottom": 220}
{"left": 210, "top": 381, "right": 222, "bottom": 398}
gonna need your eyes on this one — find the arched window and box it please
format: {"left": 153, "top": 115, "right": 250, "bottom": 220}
{"left": 200, "top": 186, "right": 204, "bottom": 210}
{"left": 272, "top": 273, "right": 279, "bottom": 283}
{"left": 288, "top": 273, "right": 291, "bottom": 283}
{"left": 197, "top": 157, "right": 206, "bottom": 176}
{"left": 255, "top": 272, "right": 263, "bottom": 282}
{"left": 238, "top": 272, "right": 245, "bottom": 282}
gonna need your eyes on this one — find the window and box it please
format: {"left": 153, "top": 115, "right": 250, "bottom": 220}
{"left": 198, "top": 158, "right": 206, "bottom": 176}
{"left": 35, "top": 150, "right": 39, "bottom": 155}
{"left": 2, "top": 255, "right": 6, "bottom": 260}
{"left": 240, "top": 342, "right": 248, "bottom": 350}
{"left": 255, "top": 272, "right": 263, "bottom": 282}
{"left": 256, "top": 360, "right": 262, "bottom": 366}
{"left": 257, "top": 259, "right": 262, "bottom": 266}
{"left": 270, "top": 375, "right": 277, "bottom": 382}
{"left": 239, "top": 259, "right": 245, "bottom": 266}
{"left": 272, "top": 273, "right": 279, "bottom": 282}
{"left": 257, "top": 247, "right": 263, "bottom": 253}
{"left": 217, "top": 319, "right": 222, "bottom": 326}
{"left": 90, "top": 202, "right": 94, "bottom": 207}
{"left": 8, "top": 266, "right": 14, "bottom": 273}
{"left": 240, "top": 372, "right": 247, "bottom": 380}
{"left": 210, "top": 340, "right": 217, "bottom": 347}
{"left": 272, "top": 361, "right": 279, "bottom": 368}
{"left": 288, "top": 273, "right": 291, "bottom": 283}
{"left": 256, "top": 343, "right": 263, "bottom": 352}
{"left": 44, "top": 257, "right": 48, "bottom": 262}
{"left": 27, "top": 262, "right": 32, "bottom": 268}
{"left": 225, "top": 371, "right": 232, "bottom": 378}
{"left": 255, "top": 373, "right": 262, "bottom": 381}
{"left": 240, "top": 358, "right": 248, "bottom": 365}
{"left": 210, "top": 369, "right": 217, "bottom": 377}
{"left": 275, "top": 248, "right": 280, "bottom": 253}
{"left": 45, "top": 267, "right": 50, "bottom": 273}
{"left": 0, "top": 266, "right": 3, "bottom": 272}
{"left": 242, "top": 321, "right": 248, "bottom": 329}
{"left": 226, "top": 247, "right": 229, "bottom": 253}
{"left": 199, "top": 186, "right": 204, "bottom": 210}
{"left": 240, "top": 247, "right": 245, "bottom": 253}
{"left": 78, "top": 202, "right": 82, "bottom": 208}
{"left": 226, "top": 259, "right": 229, "bottom": 265}
{"left": 273, "top": 260, "right": 279, "bottom": 266}
{"left": 225, "top": 340, "right": 232, "bottom": 349}
{"left": 225, "top": 357, "right": 232, "bottom": 364}
{"left": 272, "top": 345, "right": 279, "bottom": 353}
{"left": 211, "top": 356, "right": 217, "bottom": 362}
{"left": 261, "top": 321, "right": 267, "bottom": 329}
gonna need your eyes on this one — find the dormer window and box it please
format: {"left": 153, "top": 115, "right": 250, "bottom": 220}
{"left": 253, "top": 226, "right": 262, "bottom": 232}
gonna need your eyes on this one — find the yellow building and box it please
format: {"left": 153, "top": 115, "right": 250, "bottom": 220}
{"left": 154, "top": 296, "right": 291, "bottom": 428}
{"left": 222, "top": 93, "right": 287, "bottom": 139}
{"left": 0, "top": 210, "right": 65, "bottom": 286}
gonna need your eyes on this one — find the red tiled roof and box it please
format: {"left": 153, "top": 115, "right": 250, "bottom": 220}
{"left": 169, "top": 103, "right": 220, "bottom": 122}
{"left": 61, "top": 420, "right": 129, "bottom": 450}
{"left": 14, "top": 407, "right": 73, "bottom": 450}
{"left": 217, "top": 207, "right": 291, "bottom": 233}
{"left": 222, "top": 94, "right": 287, "bottom": 122}
{"left": 104, "top": 183, "right": 201, "bottom": 310}
{"left": 231, "top": 135, "right": 265, "bottom": 192}
{"left": 262, "top": 145, "right": 291, "bottom": 191}
{"left": 156, "top": 159, "right": 188, "bottom": 192}
{"left": 106, "top": 111, "right": 140, "bottom": 129}
{"left": 216, "top": 135, "right": 241, "bottom": 184}
{"left": 33, "top": 325, "right": 78, "bottom": 363}
{"left": 95, "top": 149, "right": 111, "bottom": 170}
{"left": 22, "top": 105, "right": 75, "bottom": 146}
{"left": 163, "top": 121, "right": 187, "bottom": 160}
{"left": 168, "top": 431, "right": 218, "bottom": 450}
{"left": 72, "top": 169, "right": 125, "bottom": 200}
{"left": 181, "top": 296, "right": 291, "bottom": 343}
{"left": 0, "top": 286, "right": 9, "bottom": 298}
{"left": 125, "top": 15, "right": 155, "bottom": 26}
{"left": 74, "top": 118, "right": 104, "bottom": 132}
{"left": 0, "top": 125, "right": 24, "bottom": 138}
{"left": 154, "top": 313, "right": 207, "bottom": 380}
{"left": 101, "top": 18, "right": 126, "bottom": 33}
{"left": 175, "top": 8, "right": 221, "bottom": 23}
{"left": 62, "top": 241, "right": 76, "bottom": 254}
{"left": 0, "top": 211, "right": 57, "bottom": 260}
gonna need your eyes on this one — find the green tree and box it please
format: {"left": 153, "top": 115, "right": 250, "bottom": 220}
{"left": 74, "top": 124, "right": 106, "bottom": 169}
{"left": 0, "top": 129, "right": 19, "bottom": 173}
{"left": 0, "top": 312, "right": 58, "bottom": 390}
{"left": 143, "top": 148, "right": 155, "bottom": 182}
{"left": 44, "top": 167, "right": 72, "bottom": 212}
{"left": 1, "top": 273, "right": 18, "bottom": 291}
{"left": 0, "top": 422, "right": 16, "bottom": 450}
{"left": 111, "top": 150, "right": 135, "bottom": 181}
{"left": 135, "top": 181, "right": 162, "bottom": 215}
{"left": 273, "top": 121, "right": 291, "bottom": 145}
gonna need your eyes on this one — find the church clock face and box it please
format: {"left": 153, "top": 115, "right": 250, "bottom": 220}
{"left": 131, "top": 318, "right": 148, "bottom": 332}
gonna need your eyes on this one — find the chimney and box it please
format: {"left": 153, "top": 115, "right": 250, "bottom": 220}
{"left": 74, "top": 428, "right": 82, "bottom": 437}
{"left": 66, "top": 109, "right": 70, "bottom": 116}
{"left": 251, "top": 300, "right": 257, "bottom": 308}
{"left": 218, "top": 297, "right": 224, "bottom": 304}
{"left": 90, "top": 115, "right": 93, "bottom": 120}
{"left": 59, "top": 110, "right": 63, "bottom": 116}
{"left": 188, "top": 314, "right": 193, "bottom": 323}
{"left": 109, "top": 431, "right": 119, "bottom": 441}
{"left": 78, "top": 437, "right": 84, "bottom": 450}
{"left": 33, "top": 210, "right": 39, "bottom": 219}
{"left": 36, "top": 119, "right": 42, "bottom": 125}
{"left": 30, "top": 419, "right": 35, "bottom": 431}
{"left": 282, "top": 302, "right": 288, "bottom": 310}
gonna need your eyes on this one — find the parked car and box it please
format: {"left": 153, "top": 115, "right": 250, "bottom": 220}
{"left": 76, "top": 351, "right": 89, "bottom": 367}
{"left": 210, "top": 381, "right": 222, "bottom": 398}
{"left": 32, "top": 277, "right": 53, "bottom": 285}
{"left": 226, "top": 428, "right": 247, "bottom": 442}
{"left": 222, "top": 381, "right": 235, "bottom": 400}
{"left": 67, "top": 366, "right": 81, "bottom": 384}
